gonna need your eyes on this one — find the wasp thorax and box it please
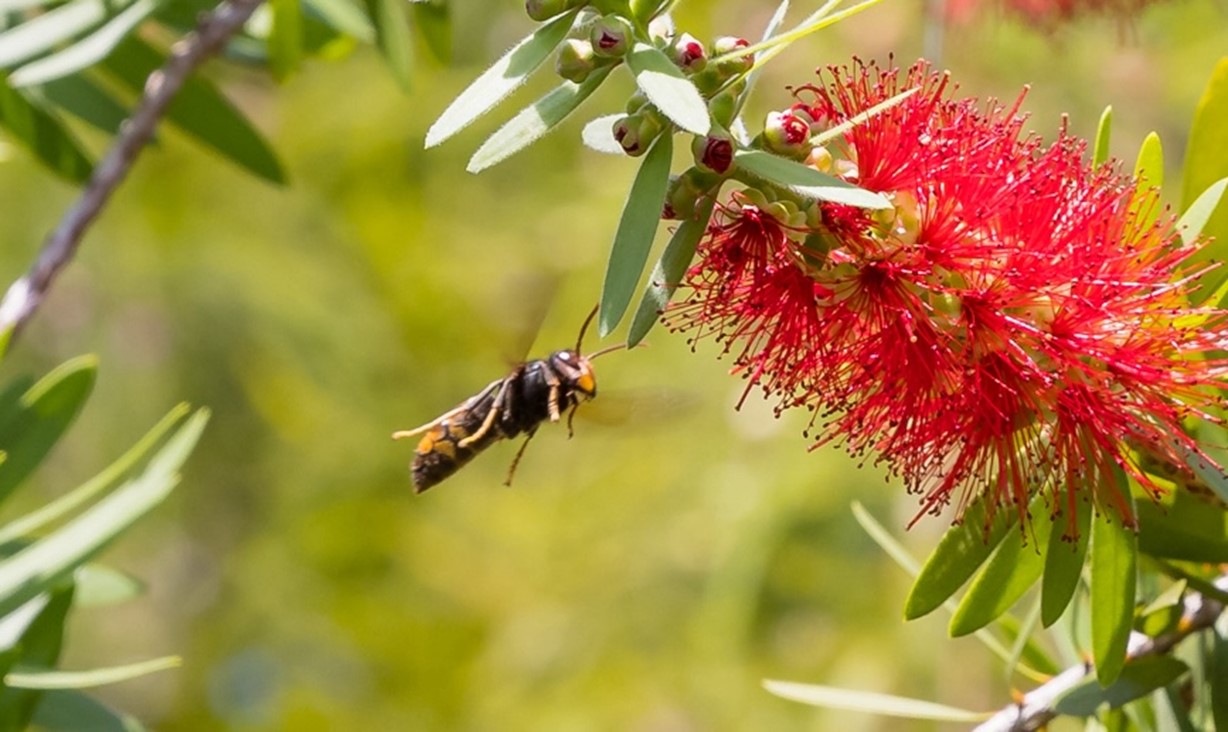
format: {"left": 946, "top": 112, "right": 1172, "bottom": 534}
{"left": 549, "top": 350, "right": 597, "bottom": 398}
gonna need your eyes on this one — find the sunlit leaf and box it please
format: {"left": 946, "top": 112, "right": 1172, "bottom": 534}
{"left": 1180, "top": 58, "right": 1228, "bottom": 304}
{"left": 1054, "top": 656, "right": 1188, "bottom": 716}
{"left": 628, "top": 196, "right": 716, "bottom": 347}
{"left": 733, "top": 150, "right": 890, "bottom": 209}
{"left": 37, "top": 74, "right": 127, "bottom": 134}
{"left": 31, "top": 689, "right": 145, "bottom": 732}
{"left": 719, "top": 0, "right": 886, "bottom": 73}
{"left": 949, "top": 495, "right": 1052, "bottom": 637}
{"left": 1178, "top": 177, "right": 1228, "bottom": 247}
{"left": 73, "top": 565, "right": 143, "bottom": 607}
{"left": 0, "top": 78, "right": 92, "bottom": 183}
{"left": 0, "top": 404, "right": 190, "bottom": 545}
{"left": 762, "top": 680, "right": 986, "bottom": 722}
{"left": 1093, "top": 106, "right": 1112, "bottom": 167}
{"left": 904, "top": 496, "right": 1020, "bottom": 620}
{"left": 599, "top": 134, "right": 672, "bottom": 337}
{"left": 0, "top": 0, "right": 138, "bottom": 69}
{"left": 581, "top": 113, "right": 623, "bottom": 155}
{"left": 7, "top": 656, "right": 179, "bottom": 689}
{"left": 267, "top": 0, "right": 304, "bottom": 82}
{"left": 0, "top": 410, "right": 208, "bottom": 619}
{"left": 0, "top": 585, "right": 72, "bottom": 730}
{"left": 467, "top": 66, "right": 611, "bottom": 173}
{"left": 1130, "top": 132, "right": 1163, "bottom": 228}
{"left": 0, "top": 356, "right": 97, "bottom": 506}
{"left": 8, "top": 0, "right": 163, "bottom": 87}
{"left": 1135, "top": 579, "right": 1184, "bottom": 638}
{"left": 625, "top": 42, "right": 708, "bottom": 135}
{"left": 303, "top": 0, "right": 372, "bottom": 41}
{"left": 1042, "top": 497, "right": 1092, "bottom": 627}
{"left": 363, "top": 0, "right": 412, "bottom": 91}
{"left": 103, "top": 39, "right": 286, "bottom": 184}
{"left": 410, "top": 0, "right": 449, "bottom": 64}
{"left": 1090, "top": 502, "right": 1138, "bottom": 686}
{"left": 425, "top": 8, "right": 579, "bottom": 148}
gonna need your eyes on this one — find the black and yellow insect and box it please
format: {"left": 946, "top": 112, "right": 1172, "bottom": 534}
{"left": 394, "top": 307, "right": 617, "bottom": 492}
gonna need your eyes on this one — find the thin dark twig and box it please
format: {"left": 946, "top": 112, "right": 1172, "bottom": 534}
{"left": 975, "top": 574, "right": 1228, "bottom": 732}
{"left": 0, "top": 0, "right": 267, "bottom": 342}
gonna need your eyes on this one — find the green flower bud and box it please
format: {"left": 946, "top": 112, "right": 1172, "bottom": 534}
{"left": 664, "top": 167, "right": 720, "bottom": 220}
{"left": 526, "top": 0, "right": 577, "bottom": 21}
{"left": 691, "top": 129, "right": 734, "bottom": 175}
{"left": 712, "top": 36, "right": 752, "bottom": 77}
{"left": 612, "top": 111, "right": 664, "bottom": 156}
{"left": 590, "top": 14, "right": 633, "bottom": 57}
{"left": 556, "top": 39, "right": 596, "bottom": 83}
{"left": 672, "top": 33, "right": 706, "bottom": 72}
{"left": 763, "top": 110, "right": 813, "bottom": 159}
{"left": 625, "top": 90, "right": 649, "bottom": 114}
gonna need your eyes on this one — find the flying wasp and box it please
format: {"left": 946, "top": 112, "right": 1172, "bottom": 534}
{"left": 393, "top": 305, "right": 622, "bottom": 493}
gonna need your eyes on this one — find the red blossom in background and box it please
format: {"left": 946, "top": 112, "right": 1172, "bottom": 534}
{"left": 945, "top": 0, "right": 1166, "bottom": 28}
{"left": 667, "top": 60, "right": 1228, "bottom": 534}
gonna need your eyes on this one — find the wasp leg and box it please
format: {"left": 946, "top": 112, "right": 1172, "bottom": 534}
{"left": 458, "top": 379, "right": 511, "bottom": 448}
{"left": 504, "top": 429, "right": 538, "bottom": 487}
{"left": 547, "top": 384, "right": 563, "bottom": 422}
{"left": 391, "top": 404, "right": 468, "bottom": 440}
{"left": 566, "top": 401, "right": 579, "bottom": 439}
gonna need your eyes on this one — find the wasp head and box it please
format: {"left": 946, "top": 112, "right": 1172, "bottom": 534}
{"left": 549, "top": 349, "right": 597, "bottom": 399}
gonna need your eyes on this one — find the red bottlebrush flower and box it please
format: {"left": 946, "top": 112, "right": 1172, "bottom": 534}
{"left": 668, "top": 59, "right": 1228, "bottom": 534}
{"left": 945, "top": 0, "right": 1167, "bottom": 29}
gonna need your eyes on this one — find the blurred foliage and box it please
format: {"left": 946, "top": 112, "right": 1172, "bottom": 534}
{"left": 0, "top": 1, "right": 1224, "bottom": 730}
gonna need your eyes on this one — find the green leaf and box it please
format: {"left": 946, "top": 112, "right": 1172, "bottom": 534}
{"left": 904, "top": 495, "right": 1020, "bottom": 621}
{"left": 599, "top": 134, "right": 672, "bottom": 337}
{"left": 1177, "top": 177, "right": 1228, "bottom": 248}
{"left": 1180, "top": 58, "right": 1228, "bottom": 305}
{"left": 627, "top": 196, "right": 716, "bottom": 347}
{"left": 0, "top": 404, "right": 190, "bottom": 545}
{"left": 1131, "top": 132, "right": 1163, "bottom": 228}
{"left": 103, "top": 38, "right": 286, "bottom": 184}
{"left": 73, "top": 564, "right": 143, "bottom": 607}
{"left": 1136, "top": 494, "right": 1228, "bottom": 563}
{"left": 363, "top": 0, "right": 412, "bottom": 92}
{"left": 0, "top": 586, "right": 73, "bottom": 730}
{"left": 1093, "top": 106, "right": 1112, "bottom": 167}
{"left": 581, "top": 113, "right": 624, "bottom": 155}
{"left": 0, "top": 409, "right": 208, "bottom": 620}
{"left": 0, "top": 0, "right": 59, "bottom": 12}
{"left": 466, "top": 66, "right": 611, "bottom": 174}
{"left": 1135, "top": 579, "right": 1185, "bottom": 638}
{"left": 0, "top": 78, "right": 92, "bottom": 183}
{"left": 9, "top": 0, "right": 163, "bottom": 87}
{"left": 625, "top": 42, "right": 708, "bottom": 135}
{"left": 1162, "top": 684, "right": 1200, "bottom": 732}
{"left": 1054, "top": 656, "right": 1188, "bottom": 716}
{"left": 7, "top": 656, "right": 179, "bottom": 689}
{"left": 0, "top": 356, "right": 97, "bottom": 506}
{"left": 303, "top": 0, "right": 372, "bottom": 42}
{"left": 410, "top": 0, "right": 449, "bottom": 64}
{"left": 0, "top": 0, "right": 137, "bottom": 69}
{"left": 762, "top": 680, "right": 985, "bottom": 722}
{"left": 1042, "top": 495, "right": 1092, "bottom": 627}
{"left": 267, "top": 0, "right": 304, "bottom": 82}
{"left": 425, "top": 8, "right": 578, "bottom": 148}
{"left": 949, "top": 495, "right": 1052, "bottom": 637}
{"left": 733, "top": 150, "right": 890, "bottom": 209}
{"left": 1212, "top": 630, "right": 1228, "bottom": 731}
{"left": 37, "top": 74, "right": 128, "bottom": 135}
{"left": 31, "top": 690, "right": 145, "bottom": 732}
{"left": 1090, "top": 506, "right": 1138, "bottom": 686}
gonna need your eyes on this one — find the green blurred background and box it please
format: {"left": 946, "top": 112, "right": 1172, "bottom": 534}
{"left": 1, "top": 1, "right": 1225, "bottom": 729}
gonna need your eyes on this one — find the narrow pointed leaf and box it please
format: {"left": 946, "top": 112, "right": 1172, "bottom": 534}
{"left": 1090, "top": 506, "right": 1138, "bottom": 686}
{"left": 103, "top": 39, "right": 285, "bottom": 183}
{"left": 949, "top": 496, "right": 1052, "bottom": 637}
{"left": 1130, "top": 132, "right": 1163, "bottom": 228}
{"left": 1135, "top": 494, "right": 1228, "bottom": 563}
{"left": 73, "top": 564, "right": 143, "bottom": 607}
{"left": 1181, "top": 58, "right": 1228, "bottom": 304}
{"left": 37, "top": 74, "right": 128, "bottom": 134}
{"left": 410, "top": 0, "right": 449, "bottom": 64}
{"left": 733, "top": 150, "right": 890, "bottom": 209}
{"left": 0, "top": 0, "right": 59, "bottom": 12}
{"left": 581, "top": 113, "right": 624, "bottom": 154}
{"left": 1054, "top": 656, "right": 1187, "bottom": 716}
{"left": 628, "top": 196, "right": 716, "bottom": 346}
{"left": 467, "top": 66, "right": 610, "bottom": 173}
{"left": 1212, "top": 631, "right": 1228, "bottom": 731}
{"left": 32, "top": 690, "right": 146, "bottom": 732}
{"left": 0, "top": 79, "right": 92, "bottom": 183}
{"left": 1042, "top": 496, "right": 1092, "bottom": 627}
{"left": 425, "top": 8, "right": 578, "bottom": 148}
{"left": 1177, "top": 177, "right": 1228, "bottom": 247}
{"left": 0, "top": 404, "right": 190, "bottom": 545}
{"left": 762, "top": 680, "right": 985, "bottom": 722}
{"left": 625, "top": 42, "right": 708, "bottom": 135}
{"left": 0, "top": 410, "right": 208, "bottom": 619}
{"left": 363, "top": 0, "right": 412, "bottom": 91}
{"left": 267, "top": 0, "right": 304, "bottom": 82}
{"left": 904, "top": 496, "right": 1021, "bottom": 620}
{"left": 8, "top": 0, "right": 163, "bottom": 88}
{"left": 7, "top": 656, "right": 179, "bottom": 689}
{"left": 0, "top": 585, "right": 72, "bottom": 730}
{"left": 1093, "top": 106, "right": 1112, "bottom": 167}
{"left": 303, "top": 0, "right": 372, "bottom": 41}
{"left": 0, "top": 355, "right": 97, "bottom": 505}
{"left": 0, "top": 0, "right": 136, "bottom": 69}
{"left": 599, "top": 134, "right": 672, "bottom": 337}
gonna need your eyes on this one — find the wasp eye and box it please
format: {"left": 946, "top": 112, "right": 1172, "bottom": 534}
{"left": 558, "top": 352, "right": 572, "bottom": 361}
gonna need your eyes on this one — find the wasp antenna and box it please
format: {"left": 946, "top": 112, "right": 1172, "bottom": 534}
{"left": 576, "top": 303, "right": 600, "bottom": 353}
{"left": 588, "top": 343, "right": 628, "bottom": 361}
